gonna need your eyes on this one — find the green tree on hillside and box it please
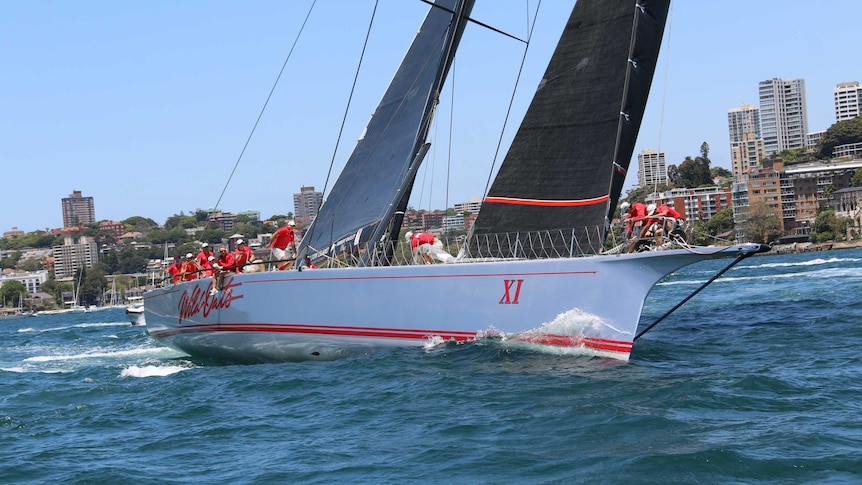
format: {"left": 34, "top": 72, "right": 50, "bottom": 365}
{"left": 0, "top": 280, "right": 27, "bottom": 308}
{"left": 816, "top": 116, "right": 862, "bottom": 159}
{"left": 744, "top": 202, "right": 782, "bottom": 243}
{"left": 668, "top": 142, "right": 713, "bottom": 189}
{"left": 122, "top": 216, "right": 159, "bottom": 233}
{"left": 688, "top": 208, "right": 735, "bottom": 245}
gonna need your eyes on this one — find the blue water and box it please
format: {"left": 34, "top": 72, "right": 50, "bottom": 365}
{"left": 3, "top": 249, "right": 862, "bottom": 484}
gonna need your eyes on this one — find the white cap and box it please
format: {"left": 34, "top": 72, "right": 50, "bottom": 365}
{"left": 287, "top": 220, "right": 296, "bottom": 226}
{"left": 405, "top": 231, "right": 413, "bottom": 241}
{"left": 620, "top": 202, "right": 630, "bottom": 211}
{"left": 201, "top": 242, "right": 209, "bottom": 247}
{"left": 237, "top": 239, "right": 245, "bottom": 245}
{"left": 647, "top": 203, "right": 657, "bottom": 215}
{"left": 186, "top": 253, "right": 193, "bottom": 259}
{"left": 208, "top": 255, "right": 215, "bottom": 261}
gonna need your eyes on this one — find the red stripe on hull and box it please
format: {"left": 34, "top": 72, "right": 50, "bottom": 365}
{"left": 484, "top": 195, "right": 609, "bottom": 207}
{"left": 150, "top": 323, "right": 632, "bottom": 354}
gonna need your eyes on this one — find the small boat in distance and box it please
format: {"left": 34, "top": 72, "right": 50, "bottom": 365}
{"left": 126, "top": 296, "right": 144, "bottom": 326}
{"left": 145, "top": 0, "right": 766, "bottom": 363}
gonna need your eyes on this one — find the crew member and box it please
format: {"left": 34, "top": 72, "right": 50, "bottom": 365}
{"left": 181, "top": 253, "right": 201, "bottom": 281}
{"left": 233, "top": 239, "right": 255, "bottom": 272}
{"left": 270, "top": 220, "right": 297, "bottom": 270}
{"left": 643, "top": 204, "right": 684, "bottom": 245}
{"left": 196, "top": 243, "right": 215, "bottom": 277}
{"left": 406, "top": 231, "right": 454, "bottom": 264}
{"left": 166, "top": 256, "right": 183, "bottom": 284}
{"left": 620, "top": 201, "right": 647, "bottom": 239}
{"left": 211, "top": 246, "right": 236, "bottom": 295}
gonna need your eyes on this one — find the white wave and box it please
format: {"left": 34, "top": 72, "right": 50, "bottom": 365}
{"left": 532, "top": 308, "right": 630, "bottom": 338}
{"left": 1, "top": 365, "right": 73, "bottom": 374}
{"left": 23, "top": 346, "right": 175, "bottom": 363}
{"left": 120, "top": 365, "right": 190, "bottom": 378}
{"left": 18, "top": 327, "right": 36, "bottom": 333}
{"left": 27, "top": 322, "right": 133, "bottom": 333}
{"left": 422, "top": 335, "right": 447, "bottom": 349}
{"left": 743, "top": 256, "right": 861, "bottom": 270}
{"left": 660, "top": 266, "right": 862, "bottom": 286}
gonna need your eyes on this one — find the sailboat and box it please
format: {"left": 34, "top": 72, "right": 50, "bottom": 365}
{"left": 144, "top": 0, "right": 766, "bottom": 363}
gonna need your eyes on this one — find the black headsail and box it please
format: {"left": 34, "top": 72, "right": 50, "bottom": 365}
{"left": 470, "top": 0, "right": 670, "bottom": 256}
{"left": 298, "top": 0, "right": 474, "bottom": 265}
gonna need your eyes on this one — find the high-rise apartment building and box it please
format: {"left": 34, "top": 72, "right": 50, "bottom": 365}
{"left": 758, "top": 78, "right": 808, "bottom": 154}
{"left": 637, "top": 149, "right": 668, "bottom": 188}
{"left": 834, "top": 81, "right": 861, "bottom": 122}
{"left": 453, "top": 197, "right": 482, "bottom": 215}
{"left": 61, "top": 190, "right": 95, "bottom": 228}
{"left": 52, "top": 236, "right": 98, "bottom": 279}
{"left": 293, "top": 186, "right": 324, "bottom": 225}
{"left": 728, "top": 104, "right": 764, "bottom": 177}
{"left": 728, "top": 103, "right": 761, "bottom": 145}
{"left": 730, "top": 132, "right": 766, "bottom": 178}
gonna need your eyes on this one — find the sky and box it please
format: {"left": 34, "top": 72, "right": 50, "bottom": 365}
{"left": 2, "top": 0, "right": 858, "bottom": 233}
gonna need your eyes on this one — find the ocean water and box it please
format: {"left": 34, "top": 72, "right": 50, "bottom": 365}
{"left": 3, "top": 248, "right": 862, "bottom": 484}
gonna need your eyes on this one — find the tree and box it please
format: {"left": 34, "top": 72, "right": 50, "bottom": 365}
{"left": 0, "top": 280, "right": 27, "bottom": 308}
{"left": 115, "top": 246, "right": 149, "bottom": 274}
{"left": 710, "top": 166, "right": 732, "bottom": 180}
{"left": 744, "top": 202, "right": 782, "bottom": 243}
{"left": 165, "top": 212, "right": 198, "bottom": 230}
{"left": 851, "top": 167, "right": 862, "bottom": 187}
{"left": 122, "top": 216, "right": 159, "bottom": 233}
{"left": 688, "top": 208, "right": 735, "bottom": 245}
{"left": 0, "top": 251, "right": 21, "bottom": 269}
{"left": 816, "top": 116, "right": 862, "bottom": 159}
{"left": 17, "top": 257, "right": 43, "bottom": 272}
{"left": 79, "top": 268, "right": 108, "bottom": 306}
{"left": 811, "top": 207, "right": 851, "bottom": 243}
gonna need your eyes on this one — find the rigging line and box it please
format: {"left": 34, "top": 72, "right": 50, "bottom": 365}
{"left": 445, "top": 57, "right": 455, "bottom": 216}
{"left": 654, "top": 0, "right": 672, "bottom": 197}
{"left": 319, "top": 0, "right": 378, "bottom": 202}
{"left": 419, "top": 0, "right": 527, "bottom": 44}
{"left": 481, "top": 0, "right": 541, "bottom": 200}
{"left": 632, "top": 249, "right": 754, "bottom": 341}
{"left": 305, "top": 0, "right": 379, "bottom": 253}
{"left": 210, "top": 0, "right": 317, "bottom": 214}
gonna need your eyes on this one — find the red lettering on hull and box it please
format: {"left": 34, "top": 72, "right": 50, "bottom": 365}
{"left": 499, "top": 279, "right": 524, "bottom": 304}
{"left": 178, "top": 277, "right": 244, "bottom": 323}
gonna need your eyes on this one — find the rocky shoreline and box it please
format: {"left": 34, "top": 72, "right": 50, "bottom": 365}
{"left": 767, "top": 238, "right": 862, "bottom": 255}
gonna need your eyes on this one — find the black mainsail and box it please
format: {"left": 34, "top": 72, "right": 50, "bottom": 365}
{"left": 299, "top": 0, "right": 474, "bottom": 264}
{"left": 470, "top": 0, "right": 670, "bottom": 256}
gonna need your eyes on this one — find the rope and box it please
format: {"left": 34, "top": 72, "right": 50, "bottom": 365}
{"left": 633, "top": 249, "right": 755, "bottom": 341}
{"left": 481, "top": 0, "right": 541, "bottom": 200}
{"left": 209, "top": 0, "right": 318, "bottom": 213}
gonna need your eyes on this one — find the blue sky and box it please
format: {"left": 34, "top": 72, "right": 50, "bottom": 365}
{"left": 2, "top": 0, "right": 858, "bottom": 233}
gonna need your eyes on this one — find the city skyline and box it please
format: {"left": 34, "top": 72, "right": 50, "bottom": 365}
{"left": 3, "top": 1, "right": 859, "bottom": 232}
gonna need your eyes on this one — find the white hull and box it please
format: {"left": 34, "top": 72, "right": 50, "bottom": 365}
{"left": 127, "top": 306, "right": 145, "bottom": 326}
{"left": 144, "top": 244, "right": 763, "bottom": 362}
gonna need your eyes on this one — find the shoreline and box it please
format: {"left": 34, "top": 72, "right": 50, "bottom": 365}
{"left": 766, "top": 238, "right": 862, "bottom": 255}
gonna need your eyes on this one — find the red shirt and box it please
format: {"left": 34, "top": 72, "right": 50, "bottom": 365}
{"left": 166, "top": 262, "right": 183, "bottom": 284}
{"left": 646, "top": 205, "right": 683, "bottom": 226}
{"left": 196, "top": 250, "right": 213, "bottom": 274}
{"left": 217, "top": 252, "right": 237, "bottom": 273}
{"left": 270, "top": 226, "right": 295, "bottom": 250}
{"left": 410, "top": 233, "right": 436, "bottom": 249}
{"left": 234, "top": 245, "right": 254, "bottom": 268}
{"left": 625, "top": 203, "right": 648, "bottom": 235}
{"left": 182, "top": 260, "right": 199, "bottom": 281}
{"left": 629, "top": 203, "right": 647, "bottom": 219}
